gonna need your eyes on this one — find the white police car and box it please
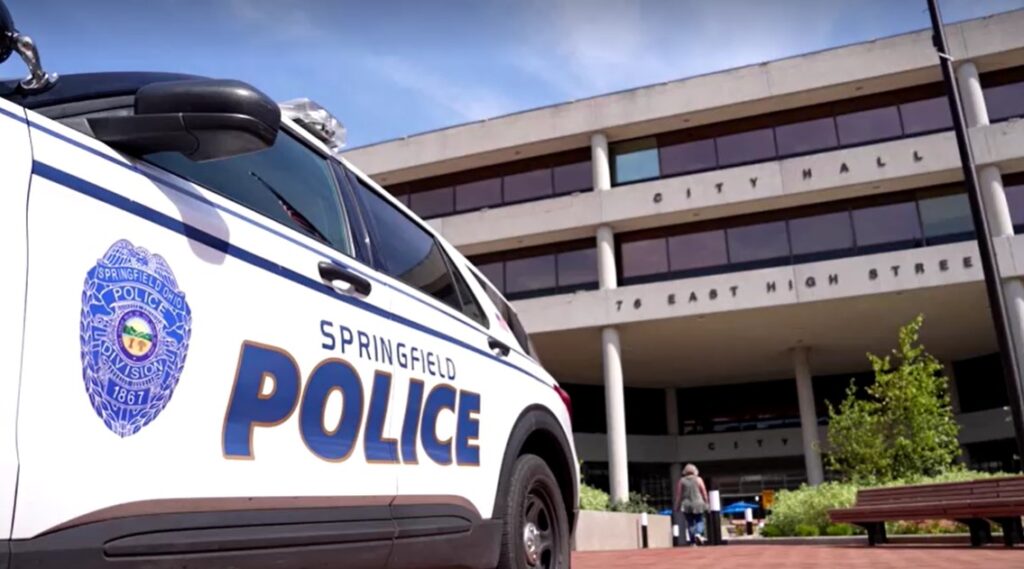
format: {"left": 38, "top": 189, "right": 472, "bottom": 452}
{"left": 0, "top": 3, "right": 578, "bottom": 568}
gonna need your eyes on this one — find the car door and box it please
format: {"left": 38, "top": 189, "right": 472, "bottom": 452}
{"left": 338, "top": 164, "right": 563, "bottom": 527}
{"left": 0, "top": 96, "right": 33, "bottom": 545}
{"left": 15, "top": 107, "right": 399, "bottom": 560}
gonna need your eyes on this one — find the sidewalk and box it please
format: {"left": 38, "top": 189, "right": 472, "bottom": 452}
{"left": 573, "top": 544, "right": 1023, "bottom": 568}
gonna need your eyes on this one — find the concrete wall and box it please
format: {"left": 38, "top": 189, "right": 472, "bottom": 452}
{"left": 573, "top": 511, "right": 673, "bottom": 551}
{"left": 344, "top": 10, "right": 1024, "bottom": 183}
{"left": 427, "top": 121, "right": 1024, "bottom": 256}
{"left": 515, "top": 235, "right": 1024, "bottom": 334}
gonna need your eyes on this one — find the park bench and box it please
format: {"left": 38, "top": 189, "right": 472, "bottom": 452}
{"left": 828, "top": 476, "right": 1024, "bottom": 547}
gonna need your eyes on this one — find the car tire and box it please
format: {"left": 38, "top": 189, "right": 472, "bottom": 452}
{"left": 497, "top": 454, "right": 570, "bottom": 569}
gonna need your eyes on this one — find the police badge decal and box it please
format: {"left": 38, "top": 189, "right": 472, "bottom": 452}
{"left": 80, "top": 239, "right": 193, "bottom": 437}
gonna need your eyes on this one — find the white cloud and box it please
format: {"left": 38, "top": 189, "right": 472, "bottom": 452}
{"left": 512, "top": 0, "right": 845, "bottom": 100}
{"left": 363, "top": 54, "right": 520, "bottom": 122}
{"left": 226, "top": 0, "right": 326, "bottom": 40}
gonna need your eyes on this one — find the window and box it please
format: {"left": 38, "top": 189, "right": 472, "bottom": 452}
{"left": 985, "top": 81, "right": 1024, "bottom": 122}
{"left": 919, "top": 193, "right": 974, "bottom": 243}
{"left": 659, "top": 138, "right": 717, "bottom": 177}
{"left": 788, "top": 211, "right": 854, "bottom": 260}
{"left": 775, "top": 117, "right": 838, "bottom": 157}
{"left": 346, "top": 172, "right": 486, "bottom": 325}
{"left": 667, "top": 230, "right": 728, "bottom": 273}
{"left": 611, "top": 137, "right": 660, "bottom": 185}
{"left": 836, "top": 106, "right": 902, "bottom": 146}
{"left": 852, "top": 201, "right": 921, "bottom": 250}
{"left": 899, "top": 97, "right": 953, "bottom": 135}
{"left": 553, "top": 161, "right": 593, "bottom": 194}
{"left": 715, "top": 128, "right": 776, "bottom": 167}
{"left": 469, "top": 268, "right": 533, "bottom": 355}
{"left": 621, "top": 238, "right": 668, "bottom": 279}
{"left": 726, "top": 221, "right": 789, "bottom": 265}
{"left": 143, "top": 133, "right": 352, "bottom": 254}
{"left": 505, "top": 255, "right": 556, "bottom": 295}
{"left": 1005, "top": 184, "right": 1024, "bottom": 231}
{"left": 455, "top": 178, "right": 502, "bottom": 212}
{"left": 409, "top": 187, "right": 454, "bottom": 219}
{"left": 478, "top": 261, "right": 505, "bottom": 293}
{"left": 556, "top": 248, "right": 598, "bottom": 287}
{"left": 504, "top": 169, "right": 553, "bottom": 203}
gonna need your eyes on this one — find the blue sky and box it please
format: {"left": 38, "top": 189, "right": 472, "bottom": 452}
{"left": 1, "top": 0, "right": 1022, "bottom": 148}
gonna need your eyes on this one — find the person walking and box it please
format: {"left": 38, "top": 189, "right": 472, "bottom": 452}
{"left": 675, "top": 463, "right": 710, "bottom": 546}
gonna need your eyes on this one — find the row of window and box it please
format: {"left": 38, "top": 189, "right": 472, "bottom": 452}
{"left": 611, "top": 80, "right": 1024, "bottom": 185}
{"left": 619, "top": 190, "right": 975, "bottom": 284}
{"left": 390, "top": 71, "right": 1024, "bottom": 220}
{"left": 470, "top": 181, "right": 1024, "bottom": 300}
{"left": 392, "top": 158, "right": 593, "bottom": 219}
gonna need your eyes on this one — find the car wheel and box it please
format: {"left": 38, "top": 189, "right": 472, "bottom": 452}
{"left": 497, "top": 454, "right": 570, "bottom": 569}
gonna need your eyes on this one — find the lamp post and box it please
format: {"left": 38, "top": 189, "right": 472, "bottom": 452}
{"left": 926, "top": 0, "right": 1024, "bottom": 469}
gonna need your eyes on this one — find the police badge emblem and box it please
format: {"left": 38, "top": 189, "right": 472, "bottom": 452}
{"left": 80, "top": 239, "right": 193, "bottom": 437}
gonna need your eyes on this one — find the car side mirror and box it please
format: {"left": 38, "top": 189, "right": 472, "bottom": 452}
{"left": 89, "top": 78, "right": 281, "bottom": 162}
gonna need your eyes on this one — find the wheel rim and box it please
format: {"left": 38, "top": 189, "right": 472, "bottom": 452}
{"left": 521, "top": 485, "right": 558, "bottom": 568}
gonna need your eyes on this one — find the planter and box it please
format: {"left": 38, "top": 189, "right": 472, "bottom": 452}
{"left": 572, "top": 511, "right": 673, "bottom": 551}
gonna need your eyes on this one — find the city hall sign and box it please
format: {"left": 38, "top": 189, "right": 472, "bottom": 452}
{"left": 649, "top": 148, "right": 926, "bottom": 205}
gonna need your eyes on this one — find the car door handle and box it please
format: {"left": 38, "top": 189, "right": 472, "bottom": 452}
{"left": 318, "top": 261, "right": 372, "bottom": 296}
{"left": 488, "top": 336, "right": 511, "bottom": 357}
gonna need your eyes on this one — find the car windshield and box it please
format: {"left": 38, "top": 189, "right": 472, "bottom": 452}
{"left": 141, "top": 131, "right": 352, "bottom": 254}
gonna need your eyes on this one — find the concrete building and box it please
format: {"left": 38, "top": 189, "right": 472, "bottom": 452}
{"left": 344, "top": 10, "right": 1024, "bottom": 508}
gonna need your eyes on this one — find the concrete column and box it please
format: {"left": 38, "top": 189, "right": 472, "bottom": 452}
{"left": 956, "top": 61, "right": 989, "bottom": 128}
{"left": 590, "top": 132, "right": 611, "bottom": 192}
{"left": 793, "top": 347, "right": 825, "bottom": 486}
{"left": 981, "top": 166, "right": 1014, "bottom": 237}
{"left": 593, "top": 132, "right": 619, "bottom": 291}
{"left": 596, "top": 225, "right": 617, "bottom": 290}
{"left": 665, "top": 388, "right": 679, "bottom": 436}
{"left": 944, "top": 361, "right": 962, "bottom": 415}
{"left": 665, "top": 388, "right": 683, "bottom": 498}
{"left": 602, "top": 326, "right": 629, "bottom": 503}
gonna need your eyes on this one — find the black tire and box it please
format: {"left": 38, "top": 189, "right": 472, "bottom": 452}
{"left": 497, "top": 454, "right": 570, "bottom": 569}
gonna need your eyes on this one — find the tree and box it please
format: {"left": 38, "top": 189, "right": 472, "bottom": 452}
{"left": 826, "top": 314, "right": 962, "bottom": 483}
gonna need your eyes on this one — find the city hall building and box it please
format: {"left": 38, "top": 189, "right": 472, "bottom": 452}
{"left": 343, "top": 11, "right": 1024, "bottom": 508}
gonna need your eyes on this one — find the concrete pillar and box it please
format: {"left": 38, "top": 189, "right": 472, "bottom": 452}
{"left": 944, "top": 361, "right": 962, "bottom": 415}
{"left": 958, "top": 64, "right": 1024, "bottom": 447}
{"left": 596, "top": 225, "right": 617, "bottom": 290}
{"left": 591, "top": 132, "right": 611, "bottom": 192}
{"left": 956, "top": 61, "right": 989, "bottom": 128}
{"left": 793, "top": 347, "right": 825, "bottom": 486}
{"left": 665, "top": 387, "right": 679, "bottom": 436}
{"left": 665, "top": 387, "right": 683, "bottom": 499}
{"left": 602, "top": 326, "right": 629, "bottom": 503}
{"left": 981, "top": 166, "right": 1014, "bottom": 237}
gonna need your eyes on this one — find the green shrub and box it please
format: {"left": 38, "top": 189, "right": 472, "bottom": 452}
{"left": 825, "top": 524, "right": 855, "bottom": 536}
{"left": 608, "top": 491, "right": 656, "bottom": 514}
{"left": 794, "top": 523, "right": 820, "bottom": 537}
{"left": 761, "top": 469, "right": 1008, "bottom": 537}
{"left": 761, "top": 482, "right": 858, "bottom": 537}
{"left": 579, "top": 483, "right": 609, "bottom": 511}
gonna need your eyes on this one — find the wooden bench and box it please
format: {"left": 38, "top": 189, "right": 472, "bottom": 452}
{"left": 828, "top": 476, "right": 1024, "bottom": 547}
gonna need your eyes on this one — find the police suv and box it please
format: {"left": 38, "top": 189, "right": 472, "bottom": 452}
{"left": 0, "top": 3, "right": 578, "bottom": 568}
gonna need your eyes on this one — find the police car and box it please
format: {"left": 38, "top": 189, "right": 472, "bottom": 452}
{"left": 0, "top": 3, "right": 578, "bottom": 568}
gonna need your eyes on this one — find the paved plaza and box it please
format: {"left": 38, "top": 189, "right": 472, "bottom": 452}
{"left": 573, "top": 544, "right": 1023, "bottom": 569}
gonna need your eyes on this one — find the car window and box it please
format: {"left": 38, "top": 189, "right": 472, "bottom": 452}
{"left": 344, "top": 168, "right": 487, "bottom": 327}
{"left": 141, "top": 132, "right": 352, "bottom": 255}
{"left": 469, "top": 268, "right": 532, "bottom": 356}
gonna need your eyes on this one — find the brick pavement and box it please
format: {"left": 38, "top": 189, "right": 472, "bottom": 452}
{"left": 572, "top": 544, "right": 1023, "bottom": 568}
